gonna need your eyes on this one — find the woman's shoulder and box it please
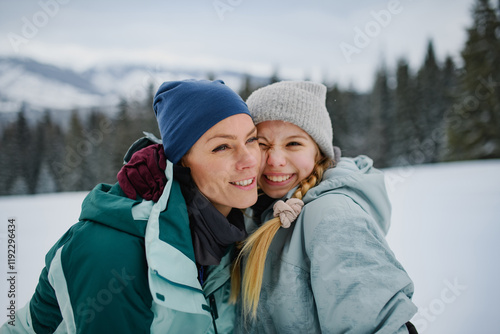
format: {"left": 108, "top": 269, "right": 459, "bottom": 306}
{"left": 60, "top": 220, "right": 147, "bottom": 274}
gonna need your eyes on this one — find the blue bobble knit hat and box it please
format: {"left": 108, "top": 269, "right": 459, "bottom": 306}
{"left": 153, "top": 79, "right": 251, "bottom": 164}
{"left": 246, "top": 81, "right": 334, "bottom": 160}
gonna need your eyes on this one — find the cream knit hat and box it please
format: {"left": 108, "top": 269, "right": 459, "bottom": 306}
{"left": 246, "top": 81, "right": 334, "bottom": 160}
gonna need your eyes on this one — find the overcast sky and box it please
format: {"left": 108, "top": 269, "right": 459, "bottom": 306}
{"left": 0, "top": 0, "right": 474, "bottom": 91}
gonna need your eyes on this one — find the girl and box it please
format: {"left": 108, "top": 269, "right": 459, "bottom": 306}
{"left": 232, "top": 81, "right": 418, "bottom": 333}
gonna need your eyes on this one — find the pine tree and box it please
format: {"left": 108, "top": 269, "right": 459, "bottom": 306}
{"left": 326, "top": 85, "right": 345, "bottom": 150}
{"left": 9, "top": 106, "right": 38, "bottom": 194}
{"left": 10, "top": 176, "right": 29, "bottom": 195}
{"left": 239, "top": 74, "right": 253, "bottom": 101}
{"left": 32, "top": 111, "right": 50, "bottom": 193}
{"left": 326, "top": 84, "right": 370, "bottom": 159}
{"left": 142, "top": 81, "right": 160, "bottom": 137}
{"left": 446, "top": 0, "right": 500, "bottom": 160}
{"left": 0, "top": 134, "right": 5, "bottom": 195}
{"left": 391, "top": 58, "right": 419, "bottom": 166}
{"left": 60, "top": 110, "right": 87, "bottom": 191}
{"left": 112, "top": 98, "right": 134, "bottom": 174}
{"left": 86, "top": 109, "right": 116, "bottom": 185}
{"left": 369, "top": 66, "right": 393, "bottom": 167}
{"left": 438, "top": 56, "right": 459, "bottom": 160}
{"left": 43, "top": 111, "right": 65, "bottom": 192}
{"left": 0, "top": 122, "right": 17, "bottom": 195}
{"left": 270, "top": 68, "right": 280, "bottom": 84}
{"left": 414, "top": 40, "right": 446, "bottom": 163}
{"left": 35, "top": 161, "right": 57, "bottom": 194}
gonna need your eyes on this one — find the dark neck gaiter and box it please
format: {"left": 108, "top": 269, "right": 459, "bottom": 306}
{"left": 173, "top": 165, "right": 247, "bottom": 266}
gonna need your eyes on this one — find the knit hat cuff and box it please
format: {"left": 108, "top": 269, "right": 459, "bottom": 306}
{"left": 247, "top": 81, "right": 334, "bottom": 160}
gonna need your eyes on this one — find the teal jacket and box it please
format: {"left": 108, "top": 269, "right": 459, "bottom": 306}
{"left": 235, "top": 156, "right": 417, "bottom": 334}
{"left": 2, "top": 161, "right": 235, "bottom": 333}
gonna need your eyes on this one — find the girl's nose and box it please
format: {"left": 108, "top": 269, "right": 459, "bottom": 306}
{"left": 266, "top": 148, "right": 286, "bottom": 167}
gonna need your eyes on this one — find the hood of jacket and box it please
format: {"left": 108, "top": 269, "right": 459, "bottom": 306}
{"left": 79, "top": 182, "right": 149, "bottom": 238}
{"left": 301, "top": 155, "right": 391, "bottom": 235}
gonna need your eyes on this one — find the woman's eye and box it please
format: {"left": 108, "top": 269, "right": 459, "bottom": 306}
{"left": 287, "top": 141, "right": 301, "bottom": 147}
{"left": 212, "top": 144, "right": 229, "bottom": 152}
{"left": 258, "top": 142, "right": 268, "bottom": 149}
{"left": 247, "top": 136, "right": 258, "bottom": 144}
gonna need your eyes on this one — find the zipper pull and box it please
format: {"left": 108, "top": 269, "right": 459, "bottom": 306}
{"left": 209, "top": 294, "right": 219, "bottom": 320}
{"left": 209, "top": 294, "right": 219, "bottom": 333}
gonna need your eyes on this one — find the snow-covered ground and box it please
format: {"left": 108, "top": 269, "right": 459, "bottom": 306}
{"left": 384, "top": 159, "right": 500, "bottom": 333}
{"left": 1, "top": 159, "right": 499, "bottom": 333}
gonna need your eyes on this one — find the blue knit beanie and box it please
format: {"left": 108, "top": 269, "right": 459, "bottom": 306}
{"left": 153, "top": 79, "right": 251, "bottom": 164}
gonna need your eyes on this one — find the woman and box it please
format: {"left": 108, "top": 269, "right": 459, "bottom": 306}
{"left": 2, "top": 79, "right": 260, "bottom": 333}
{"left": 232, "top": 81, "right": 418, "bottom": 333}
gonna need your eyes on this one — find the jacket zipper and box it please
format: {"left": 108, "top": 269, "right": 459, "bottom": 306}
{"left": 209, "top": 294, "right": 219, "bottom": 334}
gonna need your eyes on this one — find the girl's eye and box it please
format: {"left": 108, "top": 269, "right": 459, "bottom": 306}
{"left": 212, "top": 144, "right": 229, "bottom": 152}
{"left": 287, "top": 141, "right": 301, "bottom": 147}
{"left": 258, "top": 142, "right": 268, "bottom": 149}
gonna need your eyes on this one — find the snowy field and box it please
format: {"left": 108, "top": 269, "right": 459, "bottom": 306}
{"left": 1, "top": 159, "right": 499, "bottom": 333}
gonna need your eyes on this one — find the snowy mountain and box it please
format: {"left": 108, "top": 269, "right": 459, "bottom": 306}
{"left": 0, "top": 56, "right": 263, "bottom": 133}
{"left": 1, "top": 159, "right": 499, "bottom": 333}
{"left": 0, "top": 57, "right": 109, "bottom": 111}
{"left": 0, "top": 56, "right": 254, "bottom": 113}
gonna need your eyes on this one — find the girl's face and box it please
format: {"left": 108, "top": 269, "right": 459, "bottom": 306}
{"left": 257, "top": 121, "right": 320, "bottom": 199}
{"left": 182, "top": 114, "right": 260, "bottom": 216}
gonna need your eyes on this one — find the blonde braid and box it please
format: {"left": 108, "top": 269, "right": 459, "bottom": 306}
{"left": 230, "top": 156, "right": 333, "bottom": 318}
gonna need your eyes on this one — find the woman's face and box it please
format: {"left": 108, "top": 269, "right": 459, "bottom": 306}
{"left": 182, "top": 114, "right": 260, "bottom": 216}
{"left": 257, "top": 121, "right": 319, "bottom": 199}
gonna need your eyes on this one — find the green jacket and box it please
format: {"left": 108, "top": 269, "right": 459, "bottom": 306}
{"left": 235, "top": 156, "right": 417, "bottom": 334}
{"left": 2, "top": 161, "right": 235, "bottom": 333}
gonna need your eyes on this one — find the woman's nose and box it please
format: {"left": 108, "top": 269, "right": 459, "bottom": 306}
{"left": 236, "top": 145, "right": 259, "bottom": 170}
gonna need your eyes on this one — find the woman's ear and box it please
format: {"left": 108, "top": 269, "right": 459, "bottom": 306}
{"left": 180, "top": 147, "right": 194, "bottom": 168}
{"left": 179, "top": 153, "right": 189, "bottom": 168}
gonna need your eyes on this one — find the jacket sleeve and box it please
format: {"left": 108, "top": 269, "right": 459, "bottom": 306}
{"left": 303, "top": 194, "right": 417, "bottom": 334}
{"left": 17, "top": 221, "right": 154, "bottom": 333}
{"left": 60, "top": 222, "right": 154, "bottom": 333}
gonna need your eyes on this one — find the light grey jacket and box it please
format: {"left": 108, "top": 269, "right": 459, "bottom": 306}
{"left": 235, "top": 156, "right": 417, "bottom": 334}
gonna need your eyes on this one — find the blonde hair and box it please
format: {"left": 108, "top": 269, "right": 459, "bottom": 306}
{"left": 230, "top": 155, "right": 334, "bottom": 318}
